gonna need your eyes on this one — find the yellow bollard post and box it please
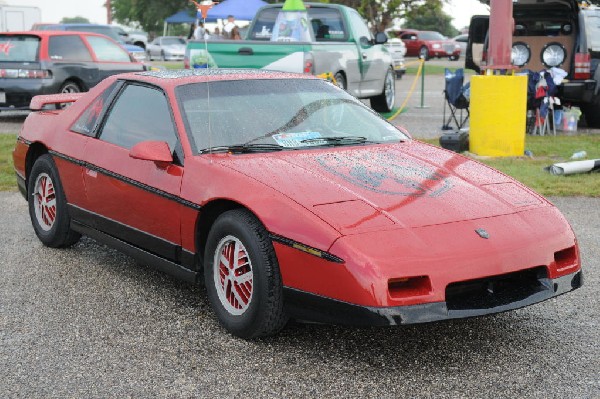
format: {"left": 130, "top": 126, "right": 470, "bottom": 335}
{"left": 469, "top": 74, "right": 527, "bottom": 157}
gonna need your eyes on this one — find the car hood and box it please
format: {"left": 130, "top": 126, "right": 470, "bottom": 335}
{"left": 220, "top": 142, "right": 546, "bottom": 235}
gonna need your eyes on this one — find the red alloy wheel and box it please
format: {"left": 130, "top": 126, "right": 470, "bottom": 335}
{"left": 213, "top": 235, "right": 254, "bottom": 316}
{"left": 33, "top": 172, "right": 57, "bottom": 231}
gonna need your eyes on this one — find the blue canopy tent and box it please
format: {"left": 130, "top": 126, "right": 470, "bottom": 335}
{"left": 202, "top": 0, "right": 268, "bottom": 22}
{"left": 163, "top": 10, "right": 197, "bottom": 36}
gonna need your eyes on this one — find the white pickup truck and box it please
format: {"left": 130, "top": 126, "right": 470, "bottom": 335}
{"left": 185, "top": 3, "right": 396, "bottom": 112}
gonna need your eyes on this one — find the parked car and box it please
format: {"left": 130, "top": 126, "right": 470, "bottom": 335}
{"left": 128, "top": 30, "right": 148, "bottom": 50}
{"left": 13, "top": 69, "right": 582, "bottom": 338}
{"left": 32, "top": 23, "right": 147, "bottom": 62}
{"left": 0, "top": 31, "right": 145, "bottom": 109}
{"left": 466, "top": 1, "right": 600, "bottom": 127}
{"left": 146, "top": 36, "right": 186, "bottom": 61}
{"left": 453, "top": 33, "right": 468, "bottom": 54}
{"left": 384, "top": 38, "right": 407, "bottom": 78}
{"left": 397, "top": 29, "right": 461, "bottom": 60}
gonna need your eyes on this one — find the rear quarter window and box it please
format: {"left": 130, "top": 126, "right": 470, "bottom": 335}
{"left": 583, "top": 10, "right": 600, "bottom": 52}
{"left": 0, "top": 35, "right": 39, "bottom": 62}
{"left": 48, "top": 35, "right": 92, "bottom": 61}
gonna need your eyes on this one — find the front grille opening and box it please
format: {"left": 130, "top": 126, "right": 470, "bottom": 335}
{"left": 445, "top": 266, "right": 548, "bottom": 311}
{"left": 554, "top": 246, "right": 577, "bottom": 271}
{"left": 388, "top": 276, "right": 432, "bottom": 299}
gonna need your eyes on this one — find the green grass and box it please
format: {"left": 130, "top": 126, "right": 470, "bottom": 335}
{"left": 405, "top": 63, "right": 476, "bottom": 76}
{"left": 421, "top": 135, "right": 600, "bottom": 197}
{"left": 0, "top": 134, "right": 17, "bottom": 191}
{"left": 149, "top": 61, "right": 184, "bottom": 70}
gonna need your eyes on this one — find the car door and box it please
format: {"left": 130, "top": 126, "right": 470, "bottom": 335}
{"left": 82, "top": 82, "right": 185, "bottom": 263}
{"left": 401, "top": 32, "right": 419, "bottom": 56}
{"left": 47, "top": 34, "right": 99, "bottom": 90}
{"left": 346, "top": 9, "right": 387, "bottom": 97}
{"left": 83, "top": 34, "right": 143, "bottom": 82}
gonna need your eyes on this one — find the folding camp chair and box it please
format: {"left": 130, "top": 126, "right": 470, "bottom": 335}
{"left": 442, "top": 68, "right": 470, "bottom": 130}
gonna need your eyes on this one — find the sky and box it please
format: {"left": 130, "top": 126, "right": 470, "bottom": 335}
{"left": 4, "top": 0, "right": 490, "bottom": 30}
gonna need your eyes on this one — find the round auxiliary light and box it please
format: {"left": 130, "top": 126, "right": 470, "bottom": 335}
{"left": 511, "top": 42, "right": 531, "bottom": 67}
{"left": 542, "top": 42, "right": 567, "bottom": 67}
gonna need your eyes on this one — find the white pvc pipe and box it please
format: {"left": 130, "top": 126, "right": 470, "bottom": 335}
{"left": 547, "top": 159, "right": 600, "bottom": 175}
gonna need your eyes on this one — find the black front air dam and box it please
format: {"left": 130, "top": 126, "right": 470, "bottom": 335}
{"left": 283, "top": 270, "right": 583, "bottom": 326}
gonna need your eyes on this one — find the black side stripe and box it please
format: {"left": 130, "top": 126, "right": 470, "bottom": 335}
{"left": 28, "top": 144, "right": 344, "bottom": 265}
{"left": 48, "top": 150, "right": 201, "bottom": 211}
{"left": 270, "top": 233, "right": 344, "bottom": 264}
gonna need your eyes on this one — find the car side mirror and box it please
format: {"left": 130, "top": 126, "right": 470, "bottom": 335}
{"left": 129, "top": 140, "right": 173, "bottom": 166}
{"left": 374, "top": 32, "right": 388, "bottom": 45}
{"left": 359, "top": 36, "right": 372, "bottom": 47}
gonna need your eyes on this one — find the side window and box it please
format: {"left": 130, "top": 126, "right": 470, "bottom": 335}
{"left": 347, "top": 10, "right": 372, "bottom": 41}
{"left": 401, "top": 33, "right": 414, "bottom": 40}
{"left": 85, "top": 35, "right": 130, "bottom": 62}
{"left": 248, "top": 8, "right": 279, "bottom": 40}
{"left": 71, "top": 81, "right": 119, "bottom": 136}
{"left": 48, "top": 35, "right": 92, "bottom": 61}
{"left": 98, "top": 84, "right": 178, "bottom": 151}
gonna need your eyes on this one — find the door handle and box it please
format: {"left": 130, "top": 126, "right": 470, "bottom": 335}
{"left": 238, "top": 47, "right": 254, "bottom": 55}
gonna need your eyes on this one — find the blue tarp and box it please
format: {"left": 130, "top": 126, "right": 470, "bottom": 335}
{"left": 201, "top": 0, "right": 268, "bottom": 22}
{"left": 165, "top": 10, "right": 196, "bottom": 24}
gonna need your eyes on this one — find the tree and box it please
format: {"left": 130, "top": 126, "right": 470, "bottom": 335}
{"left": 403, "top": 0, "right": 458, "bottom": 37}
{"left": 60, "top": 16, "right": 91, "bottom": 24}
{"left": 112, "top": 0, "right": 196, "bottom": 34}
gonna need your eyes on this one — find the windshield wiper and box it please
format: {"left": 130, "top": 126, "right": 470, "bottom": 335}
{"left": 300, "top": 136, "right": 373, "bottom": 146}
{"left": 198, "top": 143, "right": 284, "bottom": 154}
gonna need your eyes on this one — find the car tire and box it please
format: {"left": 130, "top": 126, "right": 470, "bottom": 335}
{"left": 583, "top": 94, "right": 600, "bottom": 128}
{"left": 370, "top": 67, "right": 396, "bottom": 113}
{"left": 334, "top": 72, "right": 346, "bottom": 90}
{"left": 449, "top": 54, "right": 460, "bottom": 61}
{"left": 419, "top": 46, "right": 430, "bottom": 60}
{"left": 28, "top": 154, "right": 81, "bottom": 248}
{"left": 60, "top": 81, "right": 81, "bottom": 94}
{"left": 204, "top": 209, "right": 288, "bottom": 339}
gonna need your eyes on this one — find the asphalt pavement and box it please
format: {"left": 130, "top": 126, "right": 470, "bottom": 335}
{"left": 1, "top": 191, "right": 599, "bottom": 398}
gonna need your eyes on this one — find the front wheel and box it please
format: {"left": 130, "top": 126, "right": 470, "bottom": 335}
{"left": 204, "top": 209, "right": 287, "bottom": 339}
{"left": 419, "top": 46, "right": 430, "bottom": 60}
{"left": 28, "top": 154, "right": 80, "bottom": 248}
{"left": 370, "top": 67, "right": 396, "bottom": 113}
{"left": 334, "top": 72, "right": 346, "bottom": 90}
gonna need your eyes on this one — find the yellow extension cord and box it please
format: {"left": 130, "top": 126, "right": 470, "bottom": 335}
{"left": 318, "top": 58, "right": 425, "bottom": 121}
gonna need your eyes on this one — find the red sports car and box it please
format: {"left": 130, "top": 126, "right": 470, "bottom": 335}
{"left": 13, "top": 69, "right": 582, "bottom": 338}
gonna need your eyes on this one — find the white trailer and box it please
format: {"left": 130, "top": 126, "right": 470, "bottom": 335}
{"left": 0, "top": 5, "right": 41, "bottom": 32}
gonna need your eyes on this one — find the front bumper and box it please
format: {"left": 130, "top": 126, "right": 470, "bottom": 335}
{"left": 284, "top": 269, "right": 582, "bottom": 326}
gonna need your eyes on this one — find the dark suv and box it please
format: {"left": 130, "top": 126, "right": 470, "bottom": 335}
{"left": 466, "top": 1, "right": 600, "bottom": 127}
{"left": 0, "top": 31, "right": 145, "bottom": 110}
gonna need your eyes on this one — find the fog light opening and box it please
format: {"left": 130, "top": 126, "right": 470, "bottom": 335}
{"left": 554, "top": 246, "right": 578, "bottom": 273}
{"left": 388, "top": 276, "right": 432, "bottom": 299}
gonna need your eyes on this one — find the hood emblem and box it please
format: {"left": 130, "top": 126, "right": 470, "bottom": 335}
{"left": 475, "top": 228, "right": 490, "bottom": 239}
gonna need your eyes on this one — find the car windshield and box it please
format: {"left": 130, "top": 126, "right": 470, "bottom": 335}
{"left": 583, "top": 10, "right": 600, "bottom": 52}
{"left": 177, "top": 79, "right": 408, "bottom": 154}
{"left": 162, "top": 37, "right": 185, "bottom": 46}
{"left": 419, "top": 31, "right": 445, "bottom": 41}
{"left": 0, "top": 35, "right": 39, "bottom": 62}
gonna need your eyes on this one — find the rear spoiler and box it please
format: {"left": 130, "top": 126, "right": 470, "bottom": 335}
{"left": 29, "top": 93, "right": 85, "bottom": 111}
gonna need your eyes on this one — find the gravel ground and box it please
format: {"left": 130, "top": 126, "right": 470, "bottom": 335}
{"left": 0, "top": 191, "right": 598, "bottom": 398}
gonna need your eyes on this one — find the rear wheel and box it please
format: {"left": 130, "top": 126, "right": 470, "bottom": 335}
{"left": 370, "top": 67, "right": 396, "bottom": 113}
{"left": 28, "top": 154, "right": 80, "bottom": 248}
{"left": 204, "top": 209, "right": 287, "bottom": 339}
{"left": 419, "top": 46, "right": 430, "bottom": 60}
{"left": 60, "top": 81, "right": 81, "bottom": 94}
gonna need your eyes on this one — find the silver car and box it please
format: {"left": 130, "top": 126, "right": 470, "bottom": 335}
{"left": 146, "top": 36, "right": 186, "bottom": 61}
